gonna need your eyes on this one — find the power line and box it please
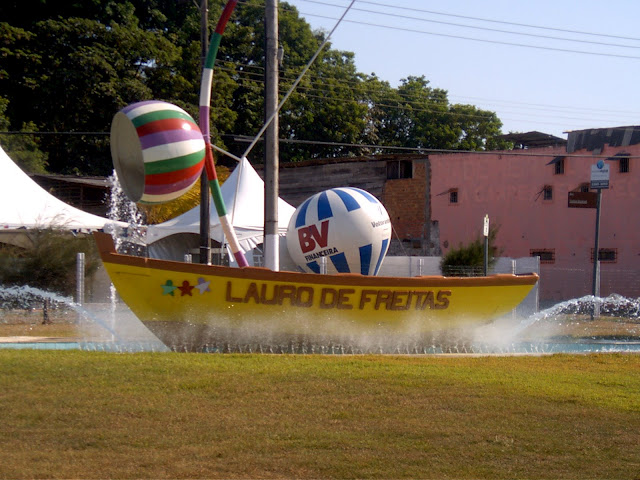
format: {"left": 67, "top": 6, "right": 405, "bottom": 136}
{"left": 293, "top": 0, "right": 640, "bottom": 50}
{"left": 215, "top": 64, "right": 637, "bottom": 126}
{"left": 0, "top": 131, "right": 109, "bottom": 135}
{"left": 228, "top": 134, "right": 426, "bottom": 151}
{"left": 241, "top": 1, "right": 640, "bottom": 58}
{"left": 226, "top": 133, "right": 640, "bottom": 159}
{"left": 291, "top": 12, "right": 640, "bottom": 60}
{"left": 6, "top": 130, "right": 640, "bottom": 159}
{"left": 217, "top": 67, "right": 502, "bottom": 121}
{"left": 283, "top": 0, "right": 640, "bottom": 43}
{"left": 231, "top": 4, "right": 640, "bottom": 129}
{"left": 355, "top": 0, "right": 640, "bottom": 43}
{"left": 447, "top": 94, "right": 640, "bottom": 117}
{"left": 219, "top": 61, "right": 640, "bottom": 119}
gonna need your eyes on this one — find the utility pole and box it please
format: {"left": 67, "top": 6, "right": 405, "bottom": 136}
{"left": 264, "top": 0, "right": 280, "bottom": 270}
{"left": 591, "top": 187, "right": 602, "bottom": 319}
{"left": 592, "top": 187, "right": 602, "bottom": 297}
{"left": 199, "top": 0, "right": 211, "bottom": 265}
{"left": 589, "top": 159, "right": 609, "bottom": 318}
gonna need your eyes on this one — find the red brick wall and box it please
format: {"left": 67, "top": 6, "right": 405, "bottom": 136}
{"left": 383, "top": 161, "right": 427, "bottom": 239}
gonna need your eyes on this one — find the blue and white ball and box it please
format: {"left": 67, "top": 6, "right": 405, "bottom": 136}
{"left": 286, "top": 187, "right": 391, "bottom": 275}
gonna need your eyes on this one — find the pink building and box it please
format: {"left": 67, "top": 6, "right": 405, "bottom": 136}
{"left": 428, "top": 126, "right": 640, "bottom": 302}
{"left": 275, "top": 127, "right": 638, "bottom": 303}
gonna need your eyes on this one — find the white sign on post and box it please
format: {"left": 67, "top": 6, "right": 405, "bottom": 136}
{"left": 590, "top": 161, "right": 610, "bottom": 189}
{"left": 483, "top": 214, "right": 489, "bottom": 237}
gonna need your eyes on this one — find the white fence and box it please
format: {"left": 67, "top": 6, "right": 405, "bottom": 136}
{"left": 379, "top": 255, "right": 540, "bottom": 317}
{"left": 537, "top": 265, "right": 640, "bottom": 307}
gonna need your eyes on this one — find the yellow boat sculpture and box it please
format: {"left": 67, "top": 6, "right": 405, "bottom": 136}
{"left": 96, "top": 233, "right": 538, "bottom": 350}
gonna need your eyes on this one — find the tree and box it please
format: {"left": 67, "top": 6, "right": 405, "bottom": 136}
{"left": 219, "top": 0, "right": 330, "bottom": 161}
{"left": 0, "top": 4, "right": 192, "bottom": 175}
{"left": 0, "top": 97, "right": 48, "bottom": 173}
{"left": 374, "top": 76, "right": 449, "bottom": 150}
{"left": 280, "top": 49, "right": 370, "bottom": 161}
{"left": 448, "top": 104, "right": 511, "bottom": 151}
{"left": 0, "top": 228, "right": 100, "bottom": 296}
{"left": 0, "top": 0, "right": 512, "bottom": 175}
{"left": 357, "top": 74, "right": 399, "bottom": 154}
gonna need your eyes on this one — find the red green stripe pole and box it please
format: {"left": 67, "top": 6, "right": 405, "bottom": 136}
{"left": 198, "top": 0, "right": 249, "bottom": 267}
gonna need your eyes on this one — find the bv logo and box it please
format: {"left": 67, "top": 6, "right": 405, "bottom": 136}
{"left": 298, "top": 220, "right": 330, "bottom": 253}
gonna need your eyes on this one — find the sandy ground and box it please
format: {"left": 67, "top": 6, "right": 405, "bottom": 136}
{"left": 0, "top": 336, "right": 79, "bottom": 343}
{"left": 0, "top": 303, "right": 164, "bottom": 345}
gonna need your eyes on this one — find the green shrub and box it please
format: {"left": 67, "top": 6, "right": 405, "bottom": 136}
{"left": 0, "top": 228, "right": 99, "bottom": 296}
{"left": 440, "top": 225, "right": 502, "bottom": 276}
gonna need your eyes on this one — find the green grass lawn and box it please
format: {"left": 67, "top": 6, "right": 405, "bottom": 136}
{"left": 0, "top": 351, "right": 639, "bottom": 479}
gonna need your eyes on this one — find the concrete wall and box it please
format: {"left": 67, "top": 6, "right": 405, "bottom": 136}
{"left": 277, "top": 157, "right": 388, "bottom": 207}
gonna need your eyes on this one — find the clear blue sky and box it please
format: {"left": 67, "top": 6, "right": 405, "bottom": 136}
{"left": 282, "top": 0, "right": 640, "bottom": 139}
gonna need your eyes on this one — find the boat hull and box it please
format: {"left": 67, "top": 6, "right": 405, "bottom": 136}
{"left": 95, "top": 233, "right": 538, "bottom": 351}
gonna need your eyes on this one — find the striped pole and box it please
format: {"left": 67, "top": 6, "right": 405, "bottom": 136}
{"left": 199, "top": 0, "right": 249, "bottom": 267}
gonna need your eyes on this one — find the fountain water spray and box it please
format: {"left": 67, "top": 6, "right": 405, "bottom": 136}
{"left": 107, "top": 171, "right": 146, "bottom": 251}
{"left": 0, "top": 285, "right": 116, "bottom": 337}
{"left": 103, "top": 172, "right": 150, "bottom": 342}
{"left": 467, "top": 294, "right": 640, "bottom": 354}
{"left": 0, "top": 174, "right": 164, "bottom": 351}
{"left": 0, "top": 285, "right": 168, "bottom": 352}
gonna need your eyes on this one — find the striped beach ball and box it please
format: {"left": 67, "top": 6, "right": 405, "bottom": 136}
{"left": 286, "top": 187, "right": 392, "bottom": 275}
{"left": 110, "top": 100, "right": 205, "bottom": 204}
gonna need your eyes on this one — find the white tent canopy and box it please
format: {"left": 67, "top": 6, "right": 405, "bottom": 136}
{"left": 0, "top": 144, "right": 122, "bottom": 233}
{"left": 146, "top": 156, "right": 296, "bottom": 254}
{"left": 0, "top": 144, "right": 295, "bottom": 263}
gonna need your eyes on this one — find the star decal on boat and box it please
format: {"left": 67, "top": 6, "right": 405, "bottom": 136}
{"left": 195, "top": 277, "right": 211, "bottom": 294}
{"left": 161, "top": 280, "right": 177, "bottom": 296}
{"left": 178, "top": 280, "right": 195, "bottom": 296}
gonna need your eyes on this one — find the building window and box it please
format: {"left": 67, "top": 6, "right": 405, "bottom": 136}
{"left": 619, "top": 156, "right": 630, "bottom": 173}
{"left": 449, "top": 189, "right": 458, "bottom": 204}
{"left": 591, "top": 248, "right": 617, "bottom": 263}
{"left": 387, "top": 160, "right": 413, "bottom": 179}
{"left": 554, "top": 158, "right": 565, "bottom": 175}
{"left": 530, "top": 249, "right": 555, "bottom": 264}
{"left": 543, "top": 185, "right": 553, "bottom": 201}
